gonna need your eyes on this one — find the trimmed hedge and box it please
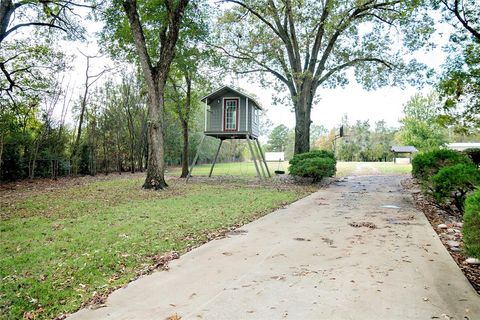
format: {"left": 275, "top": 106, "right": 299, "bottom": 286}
{"left": 431, "top": 163, "right": 480, "bottom": 212}
{"left": 289, "top": 150, "right": 335, "bottom": 165}
{"left": 289, "top": 150, "right": 336, "bottom": 182}
{"left": 463, "top": 190, "right": 480, "bottom": 259}
{"left": 464, "top": 148, "right": 480, "bottom": 167}
{"left": 412, "top": 149, "right": 472, "bottom": 182}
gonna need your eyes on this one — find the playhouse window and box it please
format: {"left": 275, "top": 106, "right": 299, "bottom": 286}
{"left": 225, "top": 99, "right": 237, "bottom": 130}
{"left": 253, "top": 108, "right": 259, "bottom": 125}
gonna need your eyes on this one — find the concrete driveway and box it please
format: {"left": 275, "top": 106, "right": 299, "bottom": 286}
{"left": 70, "top": 175, "right": 480, "bottom": 320}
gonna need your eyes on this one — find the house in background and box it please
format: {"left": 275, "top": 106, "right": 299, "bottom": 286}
{"left": 188, "top": 86, "right": 270, "bottom": 180}
{"left": 447, "top": 142, "right": 480, "bottom": 151}
{"left": 390, "top": 146, "right": 418, "bottom": 164}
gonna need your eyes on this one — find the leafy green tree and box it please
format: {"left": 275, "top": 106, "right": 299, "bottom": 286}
{"left": 215, "top": 0, "right": 433, "bottom": 154}
{"left": 101, "top": 0, "right": 190, "bottom": 189}
{"left": 435, "top": 0, "right": 480, "bottom": 132}
{"left": 165, "top": 5, "right": 211, "bottom": 177}
{"left": 434, "top": 0, "right": 479, "bottom": 41}
{"left": 0, "top": 0, "right": 91, "bottom": 99}
{"left": 371, "top": 120, "right": 395, "bottom": 161}
{"left": 283, "top": 127, "right": 295, "bottom": 160}
{"left": 310, "top": 124, "right": 327, "bottom": 149}
{"left": 0, "top": 0, "right": 92, "bottom": 178}
{"left": 266, "top": 124, "right": 289, "bottom": 152}
{"left": 396, "top": 93, "right": 448, "bottom": 152}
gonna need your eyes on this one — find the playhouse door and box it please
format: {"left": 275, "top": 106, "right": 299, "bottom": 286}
{"left": 224, "top": 98, "right": 239, "bottom": 131}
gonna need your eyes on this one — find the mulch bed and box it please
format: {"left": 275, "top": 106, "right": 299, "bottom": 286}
{"left": 402, "top": 178, "right": 480, "bottom": 294}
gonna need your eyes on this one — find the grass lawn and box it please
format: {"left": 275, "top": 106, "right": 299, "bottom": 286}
{"left": 168, "top": 161, "right": 277, "bottom": 177}
{"left": 0, "top": 177, "right": 313, "bottom": 319}
{"left": 335, "top": 161, "right": 412, "bottom": 177}
{"left": 170, "top": 161, "right": 412, "bottom": 178}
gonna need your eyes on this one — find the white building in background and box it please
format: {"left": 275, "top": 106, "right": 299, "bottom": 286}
{"left": 447, "top": 143, "right": 480, "bottom": 151}
{"left": 265, "top": 152, "right": 285, "bottom": 162}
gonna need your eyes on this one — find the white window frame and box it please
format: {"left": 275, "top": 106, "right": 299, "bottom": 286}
{"left": 253, "top": 107, "right": 259, "bottom": 125}
{"left": 222, "top": 97, "right": 239, "bottom": 131}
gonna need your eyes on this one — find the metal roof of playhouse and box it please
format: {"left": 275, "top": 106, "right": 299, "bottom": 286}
{"left": 390, "top": 146, "right": 418, "bottom": 153}
{"left": 201, "top": 85, "right": 263, "bottom": 110}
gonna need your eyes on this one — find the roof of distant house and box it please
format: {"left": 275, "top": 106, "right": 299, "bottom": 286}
{"left": 201, "top": 85, "right": 263, "bottom": 110}
{"left": 390, "top": 146, "right": 418, "bottom": 153}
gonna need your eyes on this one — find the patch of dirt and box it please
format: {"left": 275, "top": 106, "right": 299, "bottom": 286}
{"left": 402, "top": 178, "right": 480, "bottom": 294}
{"left": 0, "top": 173, "right": 146, "bottom": 209}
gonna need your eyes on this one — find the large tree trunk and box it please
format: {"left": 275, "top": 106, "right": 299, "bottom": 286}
{"left": 0, "top": 132, "right": 4, "bottom": 176}
{"left": 143, "top": 82, "right": 167, "bottom": 189}
{"left": 293, "top": 88, "right": 313, "bottom": 154}
{"left": 122, "top": 0, "right": 188, "bottom": 189}
{"left": 180, "top": 121, "right": 189, "bottom": 178}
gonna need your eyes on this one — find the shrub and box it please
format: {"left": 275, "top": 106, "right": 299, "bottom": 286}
{"left": 463, "top": 190, "right": 480, "bottom": 259}
{"left": 464, "top": 148, "right": 480, "bottom": 167}
{"left": 289, "top": 150, "right": 336, "bottom": 182}
{"left": 289, "top": 149, "right": 335, "bottom": 166}
{"left": 431, "top": 163, "right": 480, "bottom": 213}
{"left": 412, "top": 149, "right": 472, "bottom": 182}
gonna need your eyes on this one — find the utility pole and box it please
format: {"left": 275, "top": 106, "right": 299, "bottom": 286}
{"left": 333, "top": 126, "right": 344, "bottom": 158}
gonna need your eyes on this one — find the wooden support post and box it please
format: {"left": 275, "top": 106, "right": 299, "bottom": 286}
{"left": 209, "top": 139, "right": 223, "bottom": 177}
{"left": 186, "top": 135, "right": 206, "bottom": 181}
{"left": 252, "top": 139, "right": 266, "bottom": 178}
{"left": 246, "top": 135, "right": 262, "bottom": 179}
{"left": 255, "top": 138, "right": 271, "bottom": 178}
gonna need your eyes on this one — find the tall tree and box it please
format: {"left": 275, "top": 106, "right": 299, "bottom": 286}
{"left": 310, "top": 124, "right": 327, "bottom": 149}
{"left": 372, "top": 120, "right": 395, "bottom": 161}
{"left": 434, "top": 0, "right": 479, "bottom": 41}
{"left": 168, "top": 71, "right": 195, "bottom": 177}
{"left": 102, "top": 0, "right": 190, "bottom": 189}
{"left": 215, "top": 0, "right": 432, "bottom": 154}
{"left": 166, "top": 3, "right": 210, "bottom": 178}
{"left": 70, "top": 52, "right": 109, "bottom": 168}
{"left": 0, "top": 0, "right": 91, "bottom": 97}
{"left": 435, "top": 0, "right": 480, "bottom": 132}
{"left": 396, "top": 93, "right": 448, "bottom": 152}
{"left": 266, "top": 124, "right": 289, "bottom": 151}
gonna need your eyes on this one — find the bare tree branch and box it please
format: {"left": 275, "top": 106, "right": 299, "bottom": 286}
{"left": 441, "top": 0, "right": 480, "bottom": 41}
{"left": 316, "top": 57, "right": 393, "bottom": 85}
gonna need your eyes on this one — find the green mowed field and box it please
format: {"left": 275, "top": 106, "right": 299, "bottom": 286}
{"left": 335, "top": 161, "right": 412, "bottom": 177}
{"left": 0, "top": 177, "right": 312, "bottom": 319}
{"left": 170, "top": 161, "right": 412, "bottom": 177}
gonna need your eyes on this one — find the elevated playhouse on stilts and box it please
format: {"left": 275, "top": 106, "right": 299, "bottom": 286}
{"left": 187, "top": 86, "right": 271, "bottom": 179}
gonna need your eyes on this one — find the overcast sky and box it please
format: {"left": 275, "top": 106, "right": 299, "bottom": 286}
{"left": 62, "top": 6, "right": 452, "bottom": 131}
